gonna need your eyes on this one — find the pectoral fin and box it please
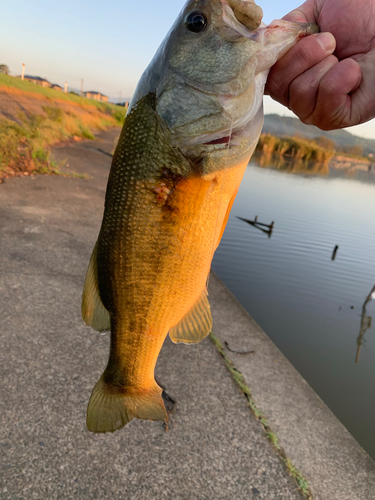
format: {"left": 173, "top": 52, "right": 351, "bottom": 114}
{"left": 81, "top": 242, "right": 111, "bottom": 332}
{"left": 216, "top": 187, "right": 238, "bottom": 249}
{"left": 169, "top": 290, "right": 212, "bottom": 344}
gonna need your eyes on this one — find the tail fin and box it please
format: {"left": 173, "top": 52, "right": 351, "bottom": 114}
{"left": 86, "top": 377, "right": 168, "bottom": 433}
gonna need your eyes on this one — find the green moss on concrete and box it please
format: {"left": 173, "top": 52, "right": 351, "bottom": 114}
{"left": 209, "top": 331, "right": 313, "bottom": 500}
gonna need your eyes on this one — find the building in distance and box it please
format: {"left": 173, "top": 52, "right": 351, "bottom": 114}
{"left": 17, "top": 75, "right": 62, "bottom": 91}
{"left": 83, "top": 91, "right": 108, "bottom": 102}
{"left": 21, "top": 75, "right": 51, "bottom": 88}
{"left": 15, "top": 73, "right": 107, "bottom": 99}
{"left": 51, "top": 83, "right": 62, "bottom": 91}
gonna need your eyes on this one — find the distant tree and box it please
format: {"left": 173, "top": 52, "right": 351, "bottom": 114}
{"left": 0, "top": 64, "right": 9, "bottom": 75}
{"left": 348, "top": 145, "right": 363, "bottom": 156}
{"left": 337, "top": 144, "right": 364, "bottom": 157}
{"left": 69, "top": 91, "right": 79, "bottom": 96}
{"left": 314, "top": 136, "right": 336, "bottom": 151}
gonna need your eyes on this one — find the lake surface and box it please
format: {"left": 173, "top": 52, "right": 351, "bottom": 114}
{"left": 212, "top": 160, "right": 375, "bottom": 460}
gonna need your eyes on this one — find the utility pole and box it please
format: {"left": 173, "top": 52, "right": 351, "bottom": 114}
{"left": 64, "top": 81, "right": 67, "bottom": 93}
{"left": 21, "top": 63, "right": 25, "bottom": 80}
{"left": 80, "top": 78, "right": 84, "bottom": 96}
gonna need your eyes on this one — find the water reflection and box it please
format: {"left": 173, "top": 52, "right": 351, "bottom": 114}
{"left": 254, "top": 153, "right": 329, "bottom": 176}
{"left": 254, "top": 152, "right": 375, "bottom": 185}
{"left": 237, "top": 215, "right": 274, "bottom": 238}
{"left": 356, "top": 285, "right": 375, "bottom": 363}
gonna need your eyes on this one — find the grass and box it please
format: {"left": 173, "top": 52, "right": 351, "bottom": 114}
{"left": 255, "top": 134, "right": 372, "bottom": 175}
{"left": 209, "top": 331, "right": 313, "bottom": 500}
{"left": 255, "top": 151, "right": 330, "bottom": 176}
{"left": 0, "top": 73, "right": 126, "bottom": 180}
{"left": 256, "top": 134, "right": 335, "bottom": 165}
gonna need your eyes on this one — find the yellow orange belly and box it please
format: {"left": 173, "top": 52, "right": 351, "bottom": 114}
{"left": 147, "top": 160, "right": 248, "bottom": 331}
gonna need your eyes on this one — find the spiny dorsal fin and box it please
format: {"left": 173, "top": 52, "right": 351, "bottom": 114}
{"left": 81, "top": 242, "right": 111, "bottom": 332}
{"left": 169, "top": 290, "right": 212, "bottom": 344}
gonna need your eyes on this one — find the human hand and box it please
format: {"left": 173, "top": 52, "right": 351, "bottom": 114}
{"left": 265, "top": 0, "right": 375, "bottom": 130}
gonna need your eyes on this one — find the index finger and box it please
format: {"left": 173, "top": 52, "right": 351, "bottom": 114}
{"left": 282, "top": 0, "right": 318, "bottom": 24}
{"left": 265, "top": 32, "right": 336, "bottom": 107}
{"left": 282, "top": 9, "right": 309, "bottom": 23}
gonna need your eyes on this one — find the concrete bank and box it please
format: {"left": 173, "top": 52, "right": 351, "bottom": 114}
{"left": 0, "top": 129, "right": 374, "bottom": 499}
{"left": 208, "top": 274, "right": 375, "bottom": 500}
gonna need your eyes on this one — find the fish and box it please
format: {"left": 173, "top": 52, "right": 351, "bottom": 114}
{"left": 81, "top": 0, "right": 318, "bottom": 433}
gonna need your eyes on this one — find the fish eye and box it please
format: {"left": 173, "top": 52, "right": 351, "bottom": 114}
{"left": 185, "top": 11, "right": 208, "bottom": 33}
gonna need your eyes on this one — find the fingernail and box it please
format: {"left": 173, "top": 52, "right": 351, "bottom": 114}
{"left": 316, "top": 32, "right": 335, "bottom": 52}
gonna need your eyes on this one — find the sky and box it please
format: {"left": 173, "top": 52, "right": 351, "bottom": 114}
{"left": 2, "top": 0, "right": 375, "bottom": 139}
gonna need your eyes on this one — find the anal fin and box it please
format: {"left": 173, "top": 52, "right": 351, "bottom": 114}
{"left": 169, "top": 290, "right": 212, "bottom": 344}
{"left": 81, "top": 242, "right": 111, "bottom": 332}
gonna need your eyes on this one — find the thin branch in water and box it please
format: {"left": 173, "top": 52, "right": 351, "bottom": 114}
{"left": 355, "top": 284, "right": 375, "bottom": 363}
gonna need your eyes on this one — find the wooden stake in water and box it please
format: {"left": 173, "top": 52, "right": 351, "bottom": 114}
{"left": 331, "top": 245, "right": 339, "bottom": 261}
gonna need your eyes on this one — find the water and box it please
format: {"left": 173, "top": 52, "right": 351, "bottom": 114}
{"left": 212, "top": 160, "right": 375, "bottom": 459}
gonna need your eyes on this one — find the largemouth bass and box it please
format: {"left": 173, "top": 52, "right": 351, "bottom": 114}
{"left": 82, "top": 0, "right": 317, "bottom": 433}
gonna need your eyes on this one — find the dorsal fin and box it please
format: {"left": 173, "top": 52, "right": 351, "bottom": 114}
{"left": 169, "top": 290, "right": 212, "bottom": 344}
{"left": 81, "top": 242, "right": 111, "bottom": 332}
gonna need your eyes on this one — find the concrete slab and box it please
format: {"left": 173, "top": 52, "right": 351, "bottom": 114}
{"left": 0, "top": 131, "right": 304, "bottom": 500}
{"left": 208, "top": 273, "right": 375, "bottom": 500}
